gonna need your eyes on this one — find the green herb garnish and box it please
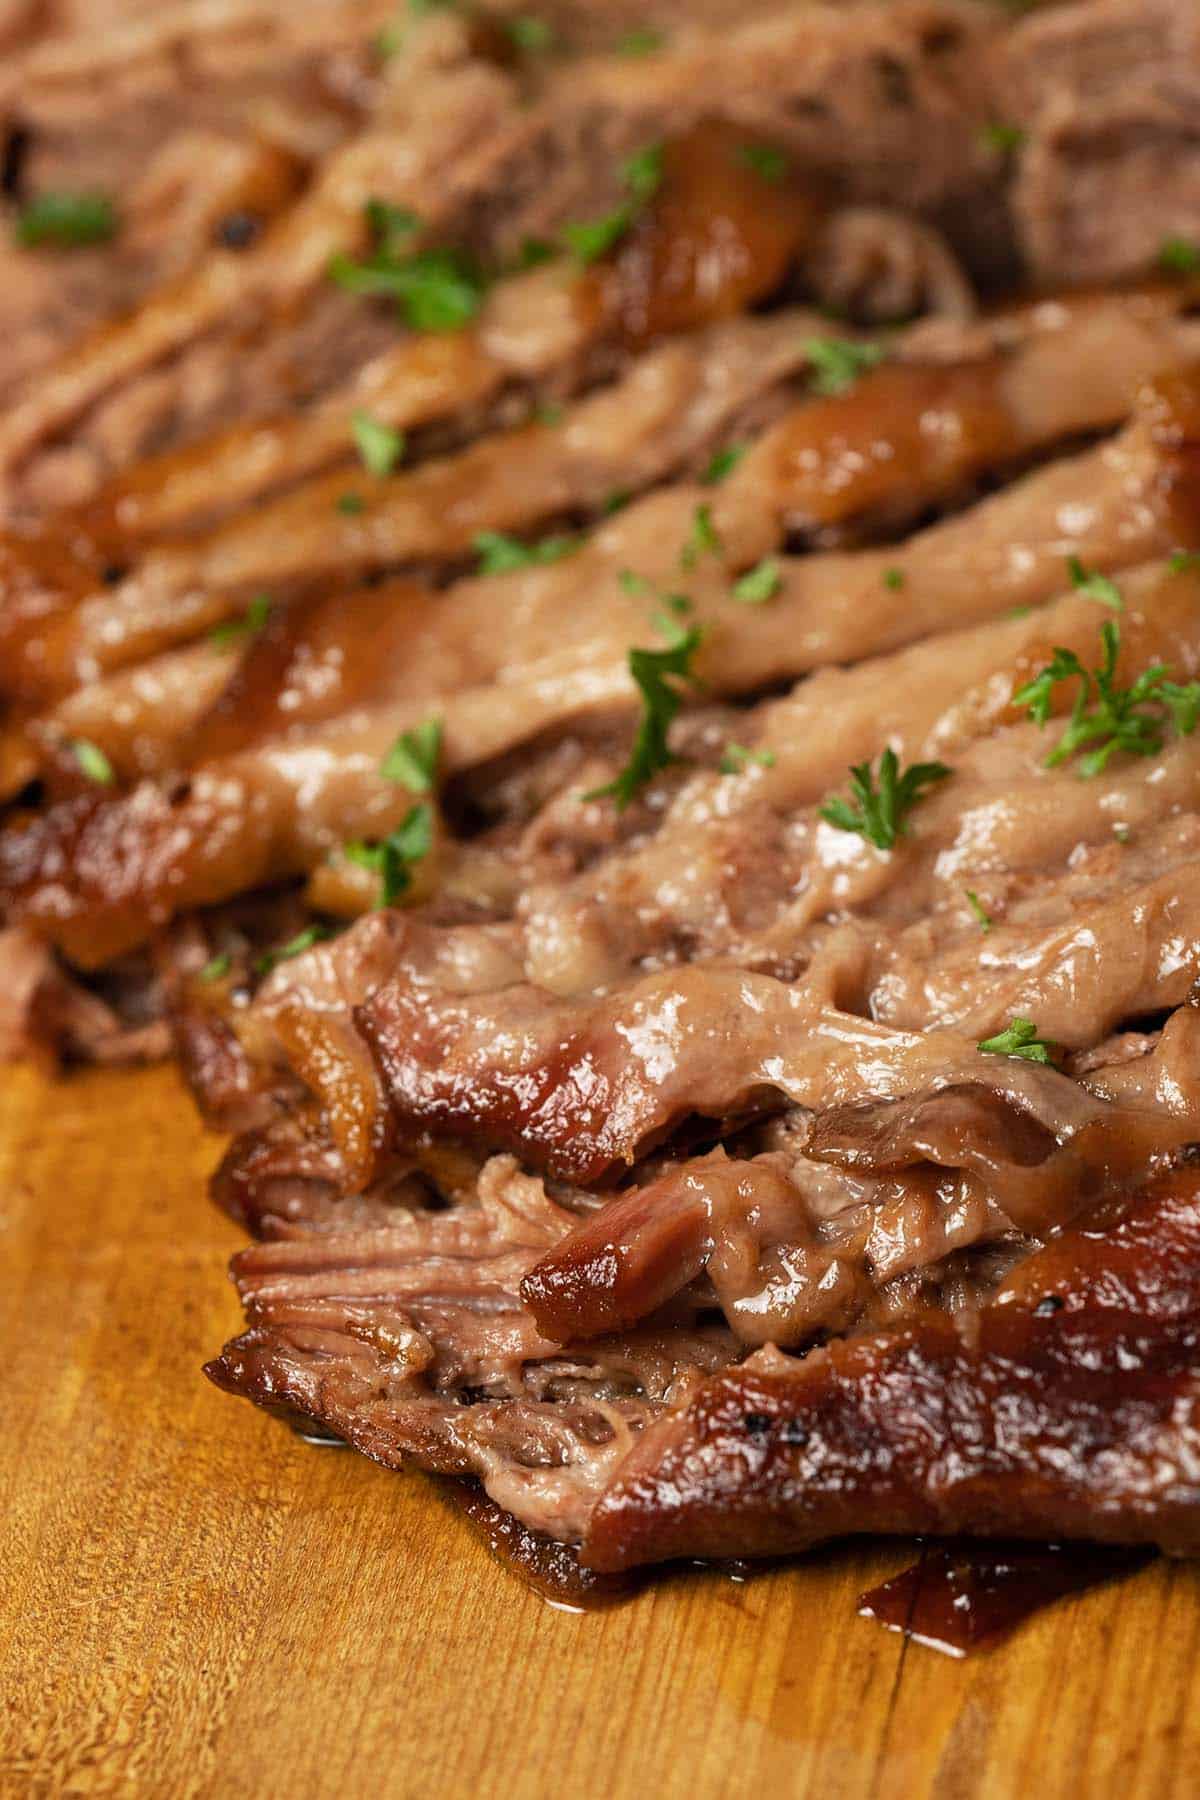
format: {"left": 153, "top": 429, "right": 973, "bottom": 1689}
{"left": 615, "top": 27, "right": 664, "bottom": 54}
{"left": 381, "top": 716, "right": 442, "bottom": 793}
{"left": 72, "top": 738, "right": 115, "bottom": 785}
{"left": 15, "top": 191, "right": 117, "bottom": 248}
{"left": 965, "top": 890, "right": 992, "bottom": 933}
{"left": 345, "top": 803, "right": 433, "bottom": 906}
{"left": 1066, "top": 555, "right": 1122, "bottom": 611}
{"left": 198, "top": 952, "right": 232, "bottom": 983}
{"left": 473, "top": 529, "right": 580, "bottom": 575}
{"left": 702, "top": 444, "right": 746, "bottom": 485}
{"left": 681, "top": 502, "right": 722, "bottom": 571}
{"left": 979, "top": 121, "right": 1026, "bottom": 155}
{"left": 533, "top": 401, "right": 564, "bottom": 426}
{"left": 352, "top": 410, "right": 405, "bottom": 477}
{"left": 365, "top": 199, "right": 420, "bottom": 252}
{"left": 804, "top": 336, "right": 886, "bottom": 397}
{"left": 209, "top": 594, "right": 272, "bottom": 648}
{"left": 732, "top": 557, "right": 781, "bottom": 605}
{"left": 720, "top": 742, "right": 776, "bottom": 775}
{"left": 1014, "top": 619, "right": 1200, "bottom": 776}
{"left": 586, "top": 624, "right": 703, "bottom": 808}
{"left": 819, "top": 748, "right": 951, "bottom": 851}
{"left": 561, "top": 143, "right": 664, "bottom": 264}
{"left": 330, "top": 242, "right": 484, "bottom": 332}
{"left": 1160, "top": 237, "right": 1200, "bottom": 276}
{"left": 735, "top": 144, "right": 788, "bottom": 183}
{"left": 978, "top": 1017, "right": 1056, "bottom": 1064}
{"left": 883, "top": 567, "right": 905, "bottom": 591}
{"left": 255, "top": 924, "right": 332, "bottom": 976}
{"left": 506, "top": 15, "right": 554, "bottom": 50}
{"left": 1169, "top": 549, "right": 1200, "bottom": 574}
{"left": 337, "top": 492, "right": 366, "bottom": 515}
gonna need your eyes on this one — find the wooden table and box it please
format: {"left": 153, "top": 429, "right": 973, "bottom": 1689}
{"left": 2, "top": 1062, "right": 1198, "bottom": 1798}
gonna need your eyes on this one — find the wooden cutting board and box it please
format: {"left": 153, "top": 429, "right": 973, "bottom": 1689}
{"left": 2, "top": 1062, "right": 1197, "bottom": 1799}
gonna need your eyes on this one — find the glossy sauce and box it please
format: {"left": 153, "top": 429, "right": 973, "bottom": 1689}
{"left": 858, "top": 1543, "right": 1154, "bottom": 1656}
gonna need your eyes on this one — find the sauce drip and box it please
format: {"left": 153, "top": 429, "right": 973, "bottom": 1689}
{"left": 858, "top": 1543, "right": 1154, "bottom": 1656}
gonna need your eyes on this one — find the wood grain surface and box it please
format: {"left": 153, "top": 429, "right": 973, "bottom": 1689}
{"left": 2, "top": 1062, "right": 1198, "bottom": 1799}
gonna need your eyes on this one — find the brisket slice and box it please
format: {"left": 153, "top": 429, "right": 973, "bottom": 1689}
{"left": 580, "top": 1166, "right": 1200, "bottom": 1571}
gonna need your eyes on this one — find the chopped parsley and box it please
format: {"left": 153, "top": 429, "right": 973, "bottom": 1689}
{"left": 365, "top": 199, "right": 420, "bottom": 252}
{"left": 701, "top": 444, "right": 746, "bottom": 485}
{"left": 515, "top": 236, "right": 555, "bottom": 270}
{"left": 615, "top": 27, "right": 665, "bottom": 54}
{"left": 72, "top": 738, "right": 115, "bottom": 786}
{"left": 1160, "top": 236, "right": 1200, "bottom": 276}
{"left": 381, "top": 716, "right": 442, "bottom": 793}
{"left": 586, "top": 623, "right": 703, "bottom": 808}
{"left": 978, "top": 121, "right": 1026, "bottom": 155}
{"left": 735, "top": 144, "right": 788, "bottom": 183}
{"left": 977, "top": 1017, "right": 1056, "bottom": 1064}
{"left": 883, "top": 567, "right": 905, "bottom": 591}
{"left": 210, "top": 593, "right": 271, "bottom": 648}
{"left": 804, "top": 335, "right": 887, "bottom": 397}
{"left": 1066, "top": 555, "right": 1122, "bottom": 611}
{"left": 352, "top": 410, "right": 406, "bottom": 477}
{"left": 533, "top": 401, "right": 564, "bottom": 426}
{"left": 732, "top": 557, "right": 781, "bottom": 605}
{"left": 720, "top": 742, "right": 776, "bottom": 775}
{"left": 345, "top": 803, "right": 433, "bottom": 906}
{"left": 330, "top": 210, "right": 485, "bottom": 331}
{"left": 1169, "top": 549, "right": 1200, "bottom": 574}
{"left": 506, "top": 15, "right": 554, "bottom": 50}
{"left": 198, "top": 952, "right": 232, "bottom": 983}
{"left": 964, "top": 889, "right": 992, "bottom": 933}
{"left": 15, "top": 191, "right": 117, "bottom": 248}
{"left": 819, "top": 748, "right": 951, "bottom": 851}
{"left": 680, "top": 502, "right": 722, "bottom": 571}
{"left": 337, "top": 492, "right": 366, "bottom": 515}
{"left": 474, "top": 529, "right": 580, "bottom": 574}
{"left": 255, "top": 924, "right": 332, "bottom": 976}
{"left": 561, "top": 143, "right": 664, "bottom": 264}
{"left": 617, "top": 568, "right": 692, "bottom": 616}
{"left": 1014, "top": 619, "right": 1200, "bottom": 776}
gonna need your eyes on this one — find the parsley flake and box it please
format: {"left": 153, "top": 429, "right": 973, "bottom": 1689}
{"left": 330, "top": 232, "right": 485, "bottom": 332}
{"left": 506, "top": 15, "right": 554, "bottom": 50}
{"left": 15, "top": 191, "right": 117, "bottom": 248}
{"left": 804, "top": 335, "right": 887, "bottom": 397}
{"left": 381, "top": 716, "right": 442, "bottom": 793}
{"left": 681, "top": 502, "right": 722, "bottom": 571}
{"left": 337, "top": 492, "right": 366, "bottom": 515}
{"left": 586, "top": 624, "right": 703, "bottom": 808}
{"left": 978, "top": 1017, "right": 1056, "bottom": 1064}
{"left": 352, "top": 410, "right": 406, "bottom": 477}
{"left": 1014, "top": 619, "right": 1200, "bottom": 776}
{"left": 616, "top": 27, "right": 664, "bottom": 54}
{"left": 255, "top": 924, "right": 332, "bottom": 976}
{"left": 210, "top": 594, "right": 272, "bottom": 648}
{"left": 819, "top": 748, "right": 951, "bottom": 851}
{"left": 735, "top": 144, "right": 788, "bottom": 183}
{"left": 199, "top": 952, "right": 232, "bottom": 983}
{"left": 345, "top": 803, "right": 433, "bottom": 906}
{"left": 1160, "top": 237, "right": 1200, "bottom": 276}
{"left": 1066, "top": 555, "right": 1122, "bottom": 611}
{"left": 474, "top": 530, "right": 580, "bottom": 575}
{"left": 72, "top": 738, "right": 115, "bottom": 785}
{"left": 964, "top": 889, "right": 992, "bottom": 933}
{"left": 883, "top": 567, "right": 905, "bottom": 591}
{"left": 979, "top": 121, "right": 1026, "bottom": 155}
{"left": 720, "top": 742, "right": 776, "bottom": 775}
{"left": 732, "top": 557, "right": 781, "bottom": 605}
{"left": 561, "top": 143, "right": 664, "bottom": 264}
{"left": 1169, "top": 549, "right": 1200, "bottom": 574}
{"left": 702, "top": 444, "right": 746, "bottom": 485}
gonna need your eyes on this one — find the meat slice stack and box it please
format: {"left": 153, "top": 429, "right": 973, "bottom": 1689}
{"left": 3, "top": 0, "right": 1200, "bottom": 1594}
